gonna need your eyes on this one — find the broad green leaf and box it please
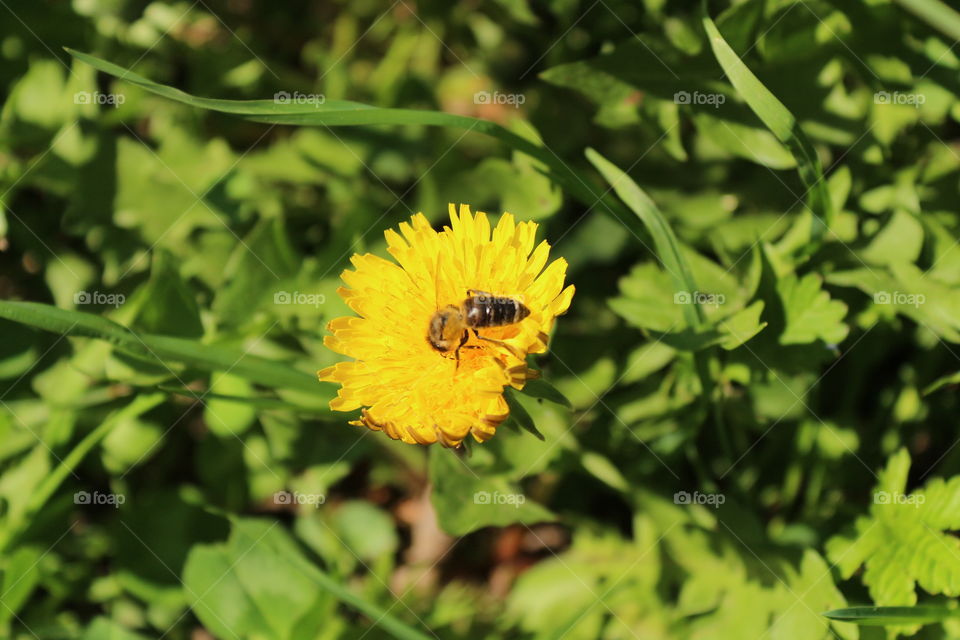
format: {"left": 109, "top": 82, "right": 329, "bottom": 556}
{"left": 429, "top": 448, "right": 554, "bottom": 536}
{"left": 213, "top": 216, "right": 300, "bottom": 326}
{"left": 827, "top": 263, "right": 960, "bottom": 343}
{"left": 0, "top": 546, "right": 43, "bottom": 629}
{"left": 122, "top": 249, "right": 204, "bottom": 338}
{"left": 81, "top": 618, "right": 154, "bottom": 640}
{"left": 718, "top": 300, "right": 767, "bottom": 350}
{"left": 777, "top": 273, "right": 849, "bottom": 345}
{"left": 331, "top": 501, "right": 399, "bottom": 563}
{"left": 772, "top": 550, "right": 859, "bottom": 640}
{"left": 860, "top": 210, "right": 925, "bottom": 266}
{"left": 184, "top": 518, "right": 429, "bottom": 640}
{"left": 204, "top": 372, "right": 258, "bottom": 438}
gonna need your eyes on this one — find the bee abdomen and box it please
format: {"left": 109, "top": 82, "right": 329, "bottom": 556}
{"left": 463, "top": 293, "right": 530, "bottom": 328}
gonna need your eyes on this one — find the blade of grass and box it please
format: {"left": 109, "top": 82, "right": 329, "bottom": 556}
{"left": 584, "top": 148, "right": 731, "bottom": 459}
{"left": 65, "top": 48, "right": 641, "bottom": 243}
{"left": 0, "top": 301, "right": 317, "bottom": 393}
{"left": 585, "top": 148, "right": 703, "bottom": 327}
{"left": 701, "top": 9, "right": 834, "bottom": 257}
{"left": 823, "top": 606, "right": 960, "bottom": 626}
{"left": 157, "top": 385, "right": 328, "bottom": 412}
{"left": 894, "top": 0, "right": 960, "bottom": 42}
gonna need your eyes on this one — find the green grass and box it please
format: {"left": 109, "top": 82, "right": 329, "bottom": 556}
{"left": 2, "top": 1, "right": 960, "bottom": 638}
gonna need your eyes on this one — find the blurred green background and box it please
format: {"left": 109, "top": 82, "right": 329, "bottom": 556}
{"left": 3, "top": 0, "right": 960, "bottom": 638}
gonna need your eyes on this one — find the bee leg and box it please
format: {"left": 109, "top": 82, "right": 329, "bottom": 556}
{"left": 475, "top": 334, "right": 525, "bottom": 360}
{"left": 454, "top": 330, "right": 469, "bottom": 371}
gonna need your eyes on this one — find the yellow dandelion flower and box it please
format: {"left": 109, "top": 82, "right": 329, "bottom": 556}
{"left": 319, "top": 204, "right": 574, "bottom": 447}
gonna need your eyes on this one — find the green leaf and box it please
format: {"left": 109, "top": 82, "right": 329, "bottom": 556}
{"left": 125, "top": 249, "right": 204, "bottom": 338}
{"left": 860, "top": 210, "right": 925, "bottom": 266}
{"left": 827, "top": 263, "right": 960, "bottom": 343}
{"left": 429, "top": 448, "right": 555, "bottom": 536}
{"left": 0, "top": 301, "right": 318, "bottom": 393}
{"left": 692, "top": 111, "right": 796, "bottom": 169}
{"left": 585, "top": 148, "right": 704, "bottom": 330}
{"left": 826, "top": 449, "right": 960, "bottom": 620}
{"left": 923, "top": 370, "right": 960, "bottom": 395}
{"left": 213, "top": 216, "right": 300, "bottom": 326}
{"left": 518, "top": 378, "right": 572, "bottom": 409}
{"left": 65, "top": 48, "right": 636, "bottom": 239}
{"left": 823, "top": 605, "right": 958, "bottom": 626}
{"left": 778, "top": 273, "right": 849, "bottom": 345}
{"left": 702, "top": 9, "right": 834, "bottom": 257}
{"left": 184, "top": 518, "right": 429, "bottom": 640}
{"left": 0, "top": 546, "right": 43, "bottom": 629}
{"left": 0, "top": 393, "right": 164, "bottom": 554}
{"left": 718, "top": 300, "right": 768, "bottom": 350}
{"left": 894, "top": 0, "right": 960, "bottom": 42}
{"left": 505, "top": 389, "right": 544, "bottom": 441}
{"left": 204, "top": 372, "right": 258, "bottom": 437}
{"left": 81, "top": 617, "right": 154, "bottom": 640}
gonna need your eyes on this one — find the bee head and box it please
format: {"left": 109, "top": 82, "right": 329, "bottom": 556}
{"left": 428, "top": 305, "right": 467, "bottom": 352}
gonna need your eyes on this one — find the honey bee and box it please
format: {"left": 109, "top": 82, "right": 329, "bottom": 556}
{"left": 428, "top": 289, "right": 530, "bottom": 362}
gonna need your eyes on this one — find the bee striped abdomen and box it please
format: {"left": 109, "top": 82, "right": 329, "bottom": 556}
{"left": 463, "top": 292, "right": 530, "bottom": 328}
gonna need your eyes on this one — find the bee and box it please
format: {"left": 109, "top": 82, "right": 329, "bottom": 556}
{"left": 428, "top": 289, "right": 530, "bottom": 362}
